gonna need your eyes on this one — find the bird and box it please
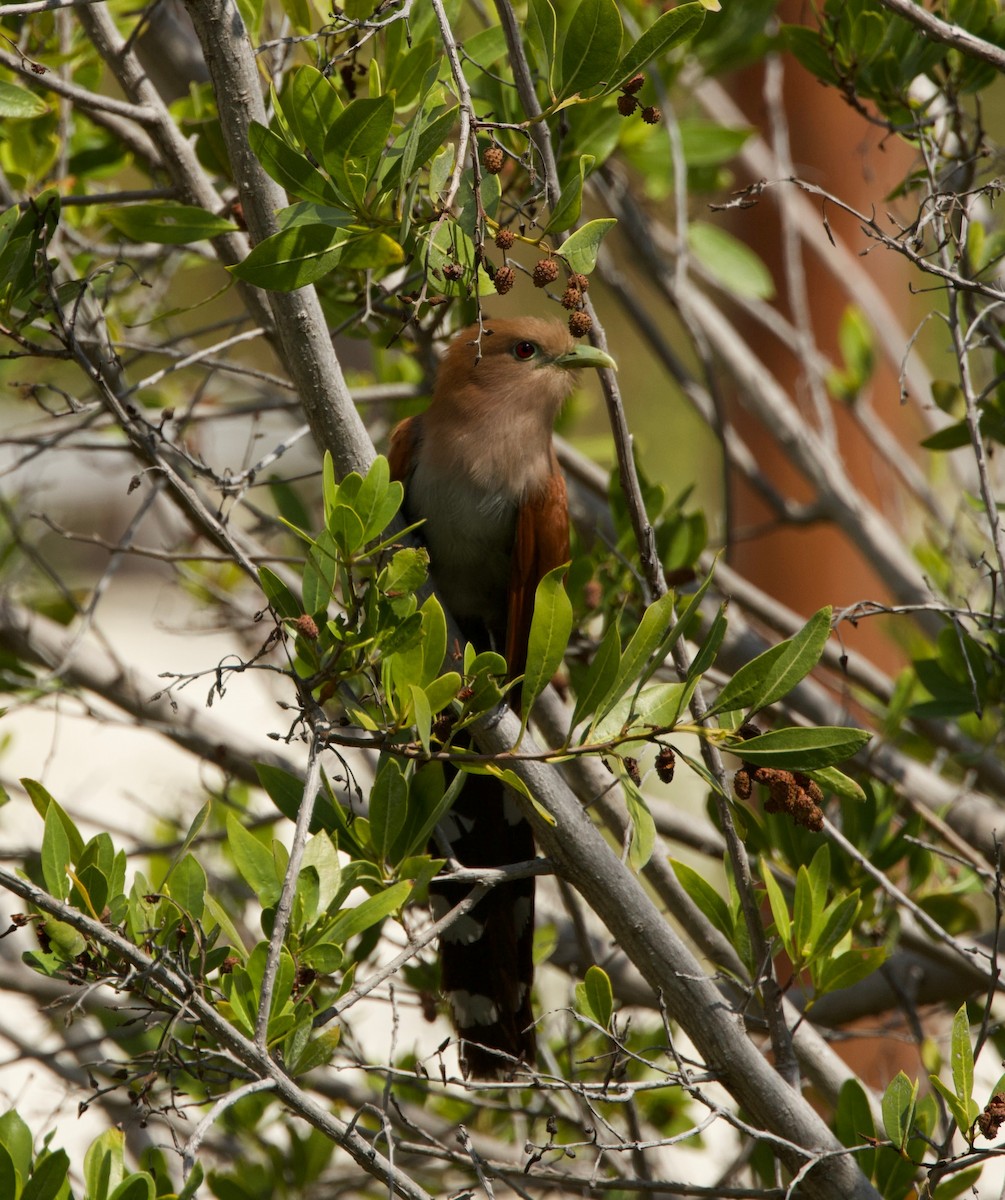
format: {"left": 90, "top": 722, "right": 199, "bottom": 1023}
{"left": 388, "top": 316, "right": 615, "bottom": 1077}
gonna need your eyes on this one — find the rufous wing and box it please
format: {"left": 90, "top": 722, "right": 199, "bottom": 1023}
{"left": 387, "top": 413, "right": 423, "bottom": 483}
{"left": 506, "top": 456, "right": 570, "bottom": 687}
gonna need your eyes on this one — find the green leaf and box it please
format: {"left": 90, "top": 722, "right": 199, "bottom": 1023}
{"left": 369, "top": 758, "right": 408, "bottom": 863}
{"left": 23, "top": 781, "right": 84, "bottom": 859}
{"left": 546, "top": 154, "right": 594, "bottom": 234}
{"left": 41, "top": 804, "right": 71, "bottom": 900}
{"left": 760, "top": 861, "right": 793, "bottom": 959}
{"left": 283, "top": 66, "right": 343, "bottom": 164}
{"left": 203, "top": 893, "right": 248, "bottom": 958}
{"left": 341, "top": 230, "right": 405, "bottom": 269}
{"left": 813, "top": 892, "right": 859, "bottom": 959}
{"left": 353, "top": 456, "right": 404, "bottom": 543}
{"left": 560, "top": 0, "right": 623, "bottom": 97}
{"left": 323, "top": 96, "right": 394, "bottom": 198}
{"left": 951, "top": 1003, "right": 976, "bottom": 1122}
{"left": 383, "top": 105, "right": 459, "bottom": 197}
{"left": 302, "top": 529, "right": 338, "bottom": 614}
{"left": 168, "top": 853, "right": 207, "bottom": 921}
{"left": 881, "top": 1071, "right": 917, "bottom": 1151}
{"left": 0, "top": 1144, "right": 17, "bottom": 1200}
{"left": 290, "top": 1027, "right": 341, "bottom": 1076}
{"left": 559, "top": 217, "right": 617, "bottom": 275}
{"left": 327, "top": 503, "right": 366, "bottom": 557}
{"left": 520, "top": 565, "right": 573, "bottom": 717}
{"left": 804, "top": 766, "right": 865, "bottom": 802}
{"left": 258, "top": 566, "right": 302, "bottom": 620}
{"left": 576, "top": 964, "right": 614, "bottom": 1028}
{"left": 622, "top": 774, "right": 656, "bottom": 870}
{"left": 709, "top": 607, "right": 832, "bottom": 716}
{"left": 671, "top": 859, "right": 732, "bottom": 941}
{"left": 921, "top": 420, "right": 971, "bottom": 452}
{"left": 22, "top": 1150, "right": 69, "bottom": 1200}
{"left": 813, "top": 945, "right": 885, "bottom": 994}
{"left": 835, "top": 1078, "right": 877, "bottom": 1175}
{"left": 688, "top": 221, "right": 775, "bottom": 300}
{"left": 793, "top": 863, "right": 815, "bottom": 961}
{"left": 103, "top": 203, "right": 237, "bottom": 245}
{"left": 248, "top": 121, "right": 341, "bottom": 206}
{"left": 230, "top": 221, "right": 352, "bottom": 290}
{"left": 39, "top": 917, "right": 85, "bottom": 961}
{"left": 109, "top": 1176, "right": 155, "bottom": 1200}
{"left": 85, "top": 1128, "right": 125, "bottom": 1200}
{"left": 326, "top": 879, "right": 411, "bottom": 944}
{"left": 226, "top": 813, "right": 281, "bottom": 907}
{"left": 930, "top": 1075, "right": 973, "bottom": 1140}
{"left": 609, "top": 3, "right": 706, "bottom": 90}
{"left": 0, "top": 81, "right": 48, "bottom": 118}
{"left": 594, "top": 590, "right": 679, "bottom": 726}
{"left": 381, "top": 547, "right": 428, "bottom": 595}
{"left": 409, "top": 683, "right": 432, "bottom": 754}
{"left": 528, "top": 0, "right": 558, "bottom": 87}
{"left": 0, "top": 1109, "right": 32, "bottom": 1187}
{"left": 730, "top": 726, "right": 871, "bottom": 770}
{"left": 570, "top": 620, "right": 622, "bottom": 729}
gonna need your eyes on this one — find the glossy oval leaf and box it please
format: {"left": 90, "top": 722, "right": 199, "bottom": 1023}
{"left": 688, "top": 220, "right": 775, "bottom": 300}
{"left": 521, "top": 565, "right": 573, "bottom": 718}
{"left": 708, "top": 606, "right": 832, "bottom": 717}
{"left": 881, "top": 1071, "right": 917, "bottom": 1151}
{"left": 0, "top": 80, "right": 48, "bottom": 118}
{"left": 546, "top": 154, "right": 594, "bottom": 234}
{"left": 560, "top": 0, "right": 623, "bottom": 97}
{"left": 576, "top": 964, "right": 614, "bottom": 1028}
{"left": 103, "top": 203, "right": 237, "bottom": 245}
{"left": 21, "top": 1149, "right": 70, "bottom": 1200}
{"left": 323, "top": 95, "right": 394, "bottom": 186}
{"left": 41, "top": 804, "right": 71, "bottom": 900}
{"left": 369, "top": 758, "right": 408, "bottom": 862}
{"left": 570, "top": 619, "right": 622, "bottom": 730}
{"left": 226, "top": 813, "right": 281, "bottom": 907}
{"left": 731, "top": 725, "right": 871, "bottom": 770}
{"left": 284, "top": 65, "right": 343, "bottom": 164}
{"left": 609, "top": 3, "right": 706, "bottom": 91}
{"left": 326, "top": 879, "right": 412, "bottom": 944}
{"left": 248, "top": 121, "right": 341, "bottom": 206}
{"left": 230, "top": 222, "right": 351, "bottom": 290}
{"left": 559, "top": 217, "right": 616, "bottom": 275}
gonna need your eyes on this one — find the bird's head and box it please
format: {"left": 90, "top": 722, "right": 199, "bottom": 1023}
{"left": 432, "top": 317, "right": 616, "bottom": 427}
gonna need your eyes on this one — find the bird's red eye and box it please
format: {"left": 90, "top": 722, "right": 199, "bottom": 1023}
{"left": 513, "top": 340, "right": 538, "bottom": 361}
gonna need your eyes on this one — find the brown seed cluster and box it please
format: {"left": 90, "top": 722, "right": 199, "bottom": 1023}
{"left": 655, "top": 745, "right": 676, "bottom": 784}
{"left": 482, "top": 144, "right": 505, "bottom": 174}
{"left": 442, "top": 261, "right": 464, "bottom": 281}
{"left": 295, "top": 613, "right": 319, "bottom": 640}
{"left": 568, "top": 310, "right": 592, "bottom": 337}
{"left": 532, "top": 257, "right": 560, "bottom": 287}
{"left": 979, "top": 1093, "right": 1005, "bottom": 1140}
{"left": 617, "top": 73, "right": 660, "bottom": 125}
{"left": 733, "top": 764, "right": 825, "bottom": 832}
{"left": 622, "top": 756, "right": 641, "bottom": 786}
{"left": 487, "top": 245, "right": 594, "bottom": 334}
{"left": 493, "top": 264, "right": 515, "bottom": 294}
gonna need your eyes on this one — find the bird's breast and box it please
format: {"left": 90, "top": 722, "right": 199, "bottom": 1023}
{"left": 406, "top": 461, "right": 518, "bottom": 641}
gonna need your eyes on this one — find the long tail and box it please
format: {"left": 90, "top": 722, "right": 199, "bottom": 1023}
{"left": 430, "top": 771, "right": 536, "bottom": 1078}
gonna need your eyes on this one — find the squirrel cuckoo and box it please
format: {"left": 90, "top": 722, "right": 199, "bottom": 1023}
{"left": 388, "top": 317, "right": 615, "bottom": 1076}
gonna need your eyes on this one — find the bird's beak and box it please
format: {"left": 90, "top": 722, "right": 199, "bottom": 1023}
{"left": 552, "top": 344, "right": 617, "bottom": 373}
